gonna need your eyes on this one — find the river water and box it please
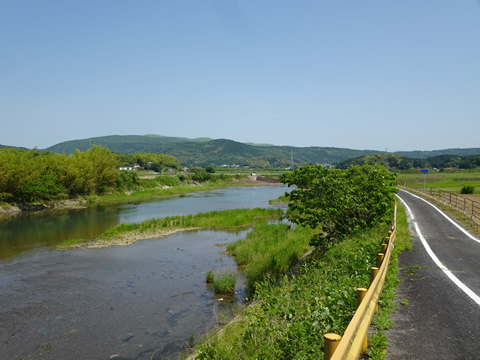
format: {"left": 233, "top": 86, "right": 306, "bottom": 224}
{"left": 0, "top": 186, "right": 288, "bottom": 359}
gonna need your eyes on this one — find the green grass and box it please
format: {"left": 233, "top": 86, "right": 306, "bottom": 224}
{"left": 268, "top": 193, "right": 289, "bottom": 204}
{"left": 227, "top": 223, "right": 313, "bottom": 294}
{"left": 96, "top": 183, "right": 233, "bottom": 203}
{"left": 213, "top": 272, "right": 237, "bottom": 295}
{"left": 57, "top": 208, "right": 284, "bottom": 249}
{"left": 194, "top": 219, "right": 401, "bottom": 359}
{"left": 205, "top": 271, "right": 215, "bottom": 283}
{"left": 397, "top": 171, "right": 480, "bottom": 193}
{"left": 99, "top": 208, "right": 283, "bottom": 239}
{"left": 368, "top": 200, "right": 411, "bottom": 358}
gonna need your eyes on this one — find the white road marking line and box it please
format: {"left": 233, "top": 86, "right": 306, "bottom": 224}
{"left": 396, "top": 194, "right": 414, "bottom": 219}
{"left": 403, "top": 190, "right": 480, "bottom": 244}
{"left": 413, "top": 222, "right": 480, "bottom": 306}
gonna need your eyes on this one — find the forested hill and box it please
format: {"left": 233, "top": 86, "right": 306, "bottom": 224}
{"left": 45, "top": 135, "right": 213, "bottom": 154}
{"left": 17, "top": 134, "right": 477, "bottom": 168}
{"left": 43, "top": 135, "right": 380, "bottom": 168}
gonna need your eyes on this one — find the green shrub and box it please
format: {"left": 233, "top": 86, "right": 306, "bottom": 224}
{"left": 213, "top": 273, "right": 237, "bottom": 295}
{"left": 177, "top": 173, "right": 190, "bottom": 182}
{"left": 279, "top": 164, "right": 397, "bottom": 246}
{"left": 116, "top": 171, "right": 141, "bottom": 191}
{"left": 461, "top": 185, "right": 475, "bottom": 194}
{"left": 155, "top": 175, "right": 181, "bottom": 187}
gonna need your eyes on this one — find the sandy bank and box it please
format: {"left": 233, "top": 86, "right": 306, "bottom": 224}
{"left": 57, "top": 227, "right": 204, "bottom": 250}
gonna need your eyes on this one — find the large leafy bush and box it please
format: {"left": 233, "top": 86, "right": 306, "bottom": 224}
{"left": 280, "top": 164, "right": 397, "bottom": 245}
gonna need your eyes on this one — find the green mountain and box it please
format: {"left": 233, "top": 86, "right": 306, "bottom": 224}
{"left": 40, "top": 135, "right": 480, "bottom": 168}
{"left": 44, "top": 135, "right": 380, "bottom": 167}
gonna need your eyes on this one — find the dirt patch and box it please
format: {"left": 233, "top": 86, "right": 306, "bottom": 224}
{"left": 57, "top": 227, "right": 203, "bottom": 250}
{"left": 0, "top": 199, "right": 87, "bottom": 219}
{"left": 0, "top": 204, "right": 22, "bottom": 217}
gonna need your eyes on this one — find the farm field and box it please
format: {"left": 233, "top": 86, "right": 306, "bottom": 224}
{"left": 397, "top": 170, "right": 480, "bottom": 199}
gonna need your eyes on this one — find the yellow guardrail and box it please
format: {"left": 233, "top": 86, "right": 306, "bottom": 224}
{"left": 324, "top": 201, "right": 397, "bottom": 360}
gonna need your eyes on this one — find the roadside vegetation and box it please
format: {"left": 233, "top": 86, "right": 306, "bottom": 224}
{"left": 193, "top": 211, "right": 409, "bottom": 359}
{"left": 184, "top": 164, "right": 404, "bottom": 359}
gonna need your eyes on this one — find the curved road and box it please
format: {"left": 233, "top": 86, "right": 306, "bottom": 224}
{"left": 387, "top": 190, "right": 480, "bottom": 360}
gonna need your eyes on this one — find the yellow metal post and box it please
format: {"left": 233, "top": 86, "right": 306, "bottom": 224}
{"left": 370, "top": 267, "right": 379, "bottom": 312}
{"left": 324, "top": 333, "right": 342, "bottom": 360}
{"left": 377, "top": 253, "right": 384, "bottom": 268}
{"left": 381, "top": 243, "right": 387, "bottom": 254}
{"left": 356, "top": 288, "right": 368, "bottom": 354}
{"left": 370, "top": 267, "right": 379, "bottom": 286}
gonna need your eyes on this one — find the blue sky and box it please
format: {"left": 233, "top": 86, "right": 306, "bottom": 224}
{"left": 1, "top": 1, "right": 479, "bottom": 152}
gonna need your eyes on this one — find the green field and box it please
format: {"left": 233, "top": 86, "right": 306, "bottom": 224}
{"left": 397, "top": 170, "right": 480, "bottom": 194}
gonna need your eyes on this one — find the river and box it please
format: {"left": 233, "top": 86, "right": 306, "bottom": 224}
{"left": 0, "top": 186, "right": 288, "bottom": 359}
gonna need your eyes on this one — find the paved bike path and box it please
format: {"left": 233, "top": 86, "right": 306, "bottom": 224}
{"left": 386, "top": 190, "right": 480, "bottom": 360}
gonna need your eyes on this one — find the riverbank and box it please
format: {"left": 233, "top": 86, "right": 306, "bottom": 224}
{"left": 0, "top": 176, "right": 282, "bottom": 220}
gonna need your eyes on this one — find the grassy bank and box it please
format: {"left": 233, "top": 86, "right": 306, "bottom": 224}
{"left": 191, "top": 204, "right": 410, "bottom": 359}
{"left": 57, "top": 208, "right": 283, "bottom": 249}
{"left": 94, "top": 183, "right": 233, "bottom": 204}
{"left": 227, "top": 223, "right": 313, "bottom": 295}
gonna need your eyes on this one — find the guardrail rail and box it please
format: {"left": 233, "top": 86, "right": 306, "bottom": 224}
{"left": 324, "top": 201, "right": 397, "bottom": 360}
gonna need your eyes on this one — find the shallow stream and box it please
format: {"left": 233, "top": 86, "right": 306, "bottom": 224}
{"left": 0, "top": 186, "right": 287, "bottom": 359}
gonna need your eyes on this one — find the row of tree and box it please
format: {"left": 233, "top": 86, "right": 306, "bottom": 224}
{"left": 0, "top": 146, "right": 180, "bottom": 203}
{"left": 116, "top": 153, "right": 180, "bottom": 171}
{"left": 337, "top": 153, "right": 480, "bottom": 170}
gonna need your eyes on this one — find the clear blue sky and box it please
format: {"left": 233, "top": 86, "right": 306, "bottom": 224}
{"left": 1, "top": 1, "right": 479, "bottom": 152}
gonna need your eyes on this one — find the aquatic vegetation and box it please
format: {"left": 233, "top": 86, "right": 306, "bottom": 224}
{"left": 213, "top": 272, "right": 237, "bottom": 295}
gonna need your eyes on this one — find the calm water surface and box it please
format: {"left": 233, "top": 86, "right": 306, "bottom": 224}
{"left": 0, "top": 186, "right": 288, "bottom": 359}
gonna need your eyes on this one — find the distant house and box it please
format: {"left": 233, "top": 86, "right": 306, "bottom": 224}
{"left": 183, "top": 167, "right": 189, "bottom": 172}
{"left": 132, "top": 163, "right": 141, "bottom": 169}
{"left": 119, "top": 166, "right": 133, "bottom": 171}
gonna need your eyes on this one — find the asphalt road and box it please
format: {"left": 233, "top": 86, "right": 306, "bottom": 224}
{"left": 386, "top": 190, "right": 480, "bottom": 360}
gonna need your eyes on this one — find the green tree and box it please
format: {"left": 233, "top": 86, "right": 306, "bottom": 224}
{"left": 21, "top": 175, "right": 66, "bottom": 202}
{"left": 205, "top": 165, "right": 215, "bottom": 173}
{"left": 279, "top": 164, "right": 397, "bottom": 245}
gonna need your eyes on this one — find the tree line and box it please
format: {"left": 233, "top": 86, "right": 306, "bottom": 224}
{"left": 337, "top": 153, "right": 480, "bottom": 170}
{"left": 0, "top": 146, "right": 180, "bottom": 203}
